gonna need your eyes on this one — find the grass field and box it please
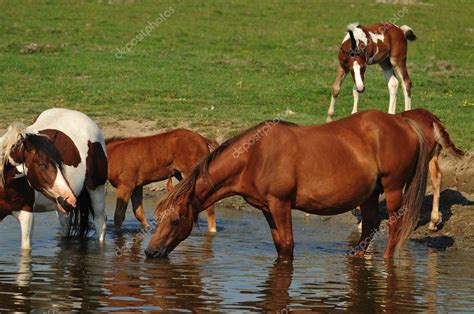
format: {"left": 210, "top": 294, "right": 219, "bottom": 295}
{"left": 0, "top": 0, "right": 472, "bottom": 148}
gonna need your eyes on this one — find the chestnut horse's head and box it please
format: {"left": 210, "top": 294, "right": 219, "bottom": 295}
{"left": 145, "top": 182, "right": 198, "bottom": 258}
{"left": 0, "top": 123, "right": 76, "bottom": 211}
{"left": 341, "top": 23, "right": 367, "bottom": 93}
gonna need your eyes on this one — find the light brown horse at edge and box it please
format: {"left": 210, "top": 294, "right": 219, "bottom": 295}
{"left": 106, "top": 129, "right": 219, "bottom": 232}
{"left": 145, "top": 109, "right": 463, "bottom": 261}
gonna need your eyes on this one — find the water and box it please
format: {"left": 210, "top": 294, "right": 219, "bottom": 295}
{"left": 0, "top": 196, "right": 473, "bottom": 312}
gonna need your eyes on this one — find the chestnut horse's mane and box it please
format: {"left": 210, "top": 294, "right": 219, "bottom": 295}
{"left": 154, "top": 120, "right": 297, "bottom": 219}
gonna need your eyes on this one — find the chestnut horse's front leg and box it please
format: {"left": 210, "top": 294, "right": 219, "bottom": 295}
{"left": 262, "top": 199, "right": 294, "bottom": 262}
{"left": 114, "top": 187, "right": 133, "bottom": 231}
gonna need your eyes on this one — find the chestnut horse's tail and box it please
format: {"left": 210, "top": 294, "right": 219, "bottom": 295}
{"left": 396, "top": 120, "right": 431, "bottom": 249}
{"left": 203, "top": 137, "right": 219, "bottom": 152}
{"left": 433, "top": 120, "right": 465, "bottom": 158}
{"left": 70, "top": 188, "right": 94, "bottom": 238}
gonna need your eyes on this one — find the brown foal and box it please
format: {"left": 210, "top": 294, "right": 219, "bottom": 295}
{"left": 106, "top": 129, "right": 218, "bottom": 232}
{"left": 146, "top": 109, "right": 462, "bottom": 261}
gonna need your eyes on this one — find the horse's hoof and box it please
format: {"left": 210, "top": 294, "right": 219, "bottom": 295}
{"left": 326, "top": 116, "right": 333, "bottom": 123}
{"left": 428, "top": 222, "right": 438, "bottom": 232}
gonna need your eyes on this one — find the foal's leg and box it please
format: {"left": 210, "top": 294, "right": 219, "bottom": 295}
{"left": 131, "top": 186, "right": 149, "bottom": 228}
{"left": 88, "top": 185, "right": 107, "bottom": 243}
{"left": 428, "top": 156, "right": 442, "bottom": 231}
{"left": 327, "top": 64, "right": 347, "bottom": 122}
{"left": 393, "top": 58, "right": 412, "bottom": 111}
{"left": 352, "top": 86, "right": 361, "bottom": 114}
{"left": 380, "top": 59, "right": 399, "bottom": 114}
{"left": 262, "top": 199, "right": 294, "bottom": 261}
{"left": 114, "top": 186, "right": 133, "bottom": 230}
{"left": 12, "top": 210, "right": 34, "bottom": 250}
{"left": 353, "top": 193, "right": 381, "bottom": 256}
{"left": 383, "top": 189, "right": 403, "bottom": 259}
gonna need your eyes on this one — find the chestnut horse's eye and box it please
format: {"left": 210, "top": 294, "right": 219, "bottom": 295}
{"left": 39, "top": 163, "right": 48, "bottom": 170}
{"left": 171, "top": 219, "right": 180, "bottom": 226}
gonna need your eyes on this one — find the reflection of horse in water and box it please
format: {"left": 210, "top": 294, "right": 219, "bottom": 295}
{"left": 102, "top": 232, "right": 221, "bottom": 311}
{"left": 0, "top": 239, "right": 106, "bottom": 312}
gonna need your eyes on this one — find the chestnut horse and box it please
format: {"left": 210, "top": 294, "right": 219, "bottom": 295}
{"left": 327, "top": 22, "right": 416, "bottom": 122}
{"left": 146, "top": 109, "right": 462, "bottom": 261}
{"left": 106, "top": 129, "right": 218, "bottom": 232}
{"left": 0, "top": 108, "right": 108, "bottom": 249}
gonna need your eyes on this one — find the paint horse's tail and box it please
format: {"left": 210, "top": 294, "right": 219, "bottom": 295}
{"left": 70, "top": 188, "right": 94, "bottom": 237}
{"left": 396, "top": 119, "right": 430, "bottom": 249}
{"left": 400, "top": 25, "right": 417, "bottom": 41}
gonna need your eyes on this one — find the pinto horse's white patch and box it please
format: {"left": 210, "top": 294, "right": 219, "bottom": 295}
{"left": 342, "top": 28, "right": 368, "bottom": 46}
{"left": 369, "top": 32, "right": 384, "bottom": 44}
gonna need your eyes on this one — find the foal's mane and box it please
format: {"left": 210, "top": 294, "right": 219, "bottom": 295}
{"left": 154, "top": 120, "right": 297, "bottom": 219}
{"left": 0, "top": 123, "right": 63, "bottom": 186}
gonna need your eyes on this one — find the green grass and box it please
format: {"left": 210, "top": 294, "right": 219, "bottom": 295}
{"left": 0, "top": 0, "right": 472, "bottom": 147}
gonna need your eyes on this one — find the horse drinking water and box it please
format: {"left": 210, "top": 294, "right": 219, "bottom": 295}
{"left": 327, "top": 22, "right": 416, "bottom": 122}
{"left": 106, "top": 129, "right": 218, "bottom": 232}
{"left": 146, "top": 109, "right": 462, "bottom": 261}
{"left": 0, "top": 108, "right": 108, "bottom": 250}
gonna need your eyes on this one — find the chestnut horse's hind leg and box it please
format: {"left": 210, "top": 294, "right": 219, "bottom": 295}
{"left": 262, "top": 199, "right": 294, "bottom": 261}
{"left": 383, "top": 189, "right": 403, "bottom": 259}
{"left": 428, "top": 156, "right": 442, "bottom": 231}
{"left": 353, "top": 193, "right": 381, "bottom": 256}
{"left": 114, "top": 187, "right": 133, "bottom": 231}
{"left": 327, "top": 64, "right": 347, "bottom": 122}
{"left": 131, "top": 186, "right": 149, "bottom": 228}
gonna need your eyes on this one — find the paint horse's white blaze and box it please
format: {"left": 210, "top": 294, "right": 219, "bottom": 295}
{"left": 327, "top": 22, "right": 416, "bottom": 122}
{"left": 1, "top": 108, "right": 108, "bottom": 250}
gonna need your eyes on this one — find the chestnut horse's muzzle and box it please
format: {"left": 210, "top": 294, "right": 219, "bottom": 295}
{"left": 56, "top": 196, "right": 76, "bottom": 212}
{"left": 145, "top": 247, "right": 170, "bottom": 258}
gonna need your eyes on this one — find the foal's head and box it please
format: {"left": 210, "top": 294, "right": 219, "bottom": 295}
{"left": 1, "top": 124, "right": 77, "bottom": 211}
{"left": 145, "top": 183, "right": 196, "bottom": 258}
{"left": 340, "top": 23, "right": 367, "bottom": 93}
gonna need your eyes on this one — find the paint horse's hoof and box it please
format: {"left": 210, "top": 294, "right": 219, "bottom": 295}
{"left": 326, "top": 116, "right": 333, "bottom": 123}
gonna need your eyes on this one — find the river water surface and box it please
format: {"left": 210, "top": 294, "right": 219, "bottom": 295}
{"left": 0, "top": 196, "right": 473, "bottom": 312}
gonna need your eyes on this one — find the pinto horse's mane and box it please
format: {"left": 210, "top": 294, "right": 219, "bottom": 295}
{"left": 154, "top": 120, "right": 297, "bottom": 220}
{"left": 0, "top": 122, "right": 63, "bottom": 186}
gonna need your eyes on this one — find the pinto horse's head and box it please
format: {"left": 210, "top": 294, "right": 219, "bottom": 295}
{"left": 145, "top": 186, "right": 196, "bottom": 258}
{"left": 341, "top": 23, "right": 367, "bottom": 93}
{"left": 0, "top": 123, "right": 76, "bottom": 211}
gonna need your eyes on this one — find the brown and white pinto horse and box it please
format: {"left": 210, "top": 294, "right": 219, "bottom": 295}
{"left": 106, "top": 129, "right": 218, "bottom": 232}
{"left": 146, "top": 109, "right": 462, "bottom": 261}
{"left": 0, "top": 108, "right": 108, "bottom": 250}
{"left": 327, "top": 22, "right": 417, "bottom": 122}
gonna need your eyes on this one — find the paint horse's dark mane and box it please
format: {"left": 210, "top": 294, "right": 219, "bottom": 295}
{"left": 154, "top": 120, "right": 297, "bottom": 220}
{"left": 24, "top": 133, "right": 64, "bottom": 171}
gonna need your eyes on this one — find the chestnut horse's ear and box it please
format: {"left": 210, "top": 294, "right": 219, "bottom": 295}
{"left": 166, "top": 177, "right": 173, "bottom": 192}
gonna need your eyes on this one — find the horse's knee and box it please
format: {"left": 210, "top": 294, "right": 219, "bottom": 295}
{"left": 332, "top": 84, "right": 341, "bottom": 98}
{"left": 388, "top": 76, "right": 399, "bottom": 90}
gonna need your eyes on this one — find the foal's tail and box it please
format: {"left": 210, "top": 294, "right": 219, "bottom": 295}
{"left": 400, "top": 25, "right": 417, "bottom": 41}
{"left": 70, "top": 188, "right": 94, "bottom": 237}
{"left": 396, "top": 120, "right": 430, "bottom": 249}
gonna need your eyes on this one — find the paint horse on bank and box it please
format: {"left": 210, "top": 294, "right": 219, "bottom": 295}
{"left": 0, "top": 108, "right": 108, "bottom": 249}
{"left": 106, "top": 129, "right": 218, "bottom": 232}
{"left": 327, "top": 22, "right": 417, "bottom": 122}
{"left": 146, "top": 109, "right": 463, "bottom": 261}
